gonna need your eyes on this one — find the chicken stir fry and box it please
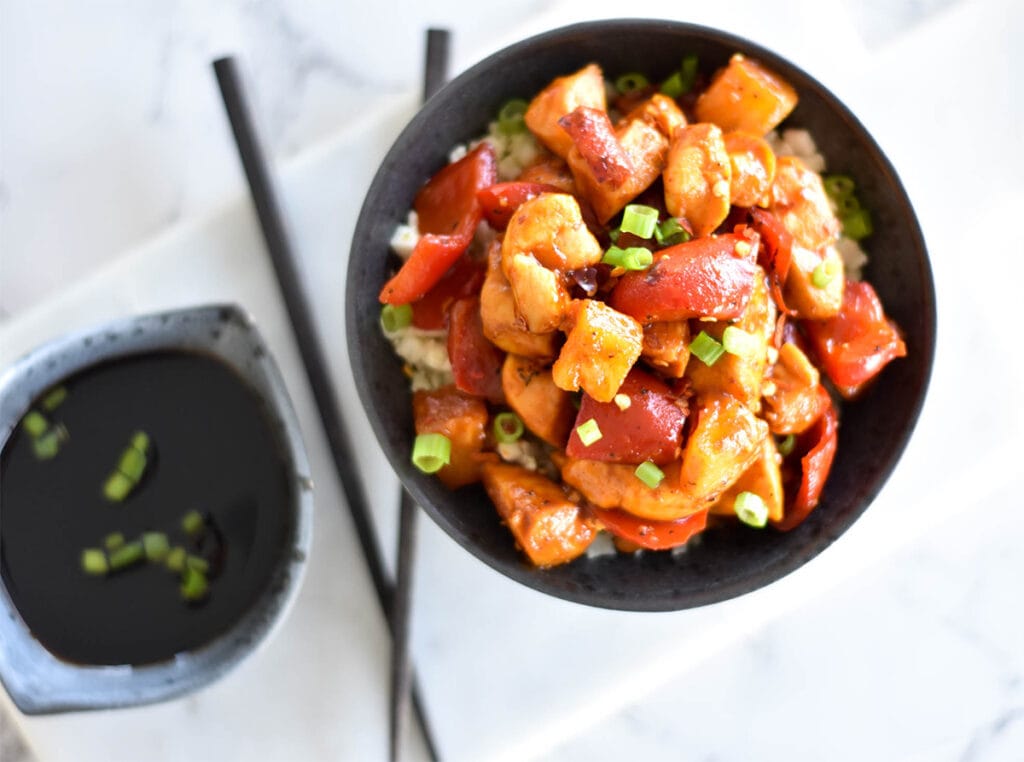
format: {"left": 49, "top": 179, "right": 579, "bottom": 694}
{"left": 378, "top": 53, "right": 906, "bottom": 567}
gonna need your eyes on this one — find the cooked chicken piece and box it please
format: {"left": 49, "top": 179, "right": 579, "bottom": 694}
{"left": 412, "top": 386, "right": 490, "bottom": 489}
{"left": 551, "top": 299, "right": 643, "bottom": 402}
{"left": 664, "top": 123, "right": 732, "bottom": 237}
{"left": 524, "top": 63, "right": 607, "bottom": 159}
{"left": 763, "top": 341, "right": 825, "bottom": 434}
{"left": 695, "top": 54, "right": 798, "bottom": 135}
{"left": 769, "top": 155, "right": 840, "bottom": 251}
{"left": 560, "top": 458, "right": 705, "bottom": 522}
{"left": 709, "top": 435, "right": 784, "bottom": 522}
{"left": 723, "top": 131, "right": 776, "bottom": 208}
{"left": 783, "top": 243, "right": 845, "bottom": 319}
{"left": 480, "top": 242, "right": 559, "bottom": 358}
{"left": 641, "top": 320, "right": 691, "bottom": 378}
{"left": 504, "top": 252, "right": 572, "bottom": 334}
{"left": 501, "top": 354, "right": 576, "bottom": 447}
{"left": 501, "top": 193, "right": 603, "bottom": 272}
{"left": 517, "top": 155, "right": 578, "bottom": 194}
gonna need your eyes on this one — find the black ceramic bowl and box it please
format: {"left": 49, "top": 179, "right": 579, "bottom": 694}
{"left": 346, "top": 20, "right": 935, "bottom": 611}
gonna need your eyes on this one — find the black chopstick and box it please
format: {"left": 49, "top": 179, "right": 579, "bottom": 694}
{"left": 212, "top": 56, "right": 439, "bottom": 762}
{"left": 389, "top": 27, "right": 451, "bottom": 762}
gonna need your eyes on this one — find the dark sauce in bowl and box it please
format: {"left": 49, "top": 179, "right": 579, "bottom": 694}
{"left": 0, "top": 350, "right": 294, "bottom": 666}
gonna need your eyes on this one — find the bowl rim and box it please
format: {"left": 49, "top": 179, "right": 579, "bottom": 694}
{"left": 346, "top": 18, "right": 936, "bottom": 611}
{"left": 0, "top": 304, "right": 314, "bottom": 713}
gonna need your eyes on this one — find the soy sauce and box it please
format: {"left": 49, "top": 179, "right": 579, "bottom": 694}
{"left": 0, "top": 351, "right": 294, "bottom": 666}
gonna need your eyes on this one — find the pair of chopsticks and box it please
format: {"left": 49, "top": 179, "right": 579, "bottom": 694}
{"left": 213, "top": 28, "right": 449, "bottom": 762}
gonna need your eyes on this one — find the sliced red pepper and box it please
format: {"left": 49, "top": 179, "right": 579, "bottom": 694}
{"left": 593, "top": 507, "right": 708, "bottom": 550}
{"left": 476, "top": 182, "right": 563, "bottom": 230}
{"left": 566, "top": 367, "right": 686, "bottom": 465}
{"left": 411, "top": 254, "right": 486, "bottom": 330}
{"left": 558, "top": 106, "right": 634, "bottom": 189}
{"left": 803, "top": 280, "right": 907, "bottom": 398}
{"left": 772, "top": 385, "right": 838, "bottom": 531}
{"left": 609, "top": 233, "right": 758, "bottom": 321}
{"left": 748, "top": 207, "right": 794, "bottom": 314}
{"left": 379, "top": 224, "right": 475, "bottom": 305}
{"left": 447, "top": 296, "right": 505, "bottom": 404}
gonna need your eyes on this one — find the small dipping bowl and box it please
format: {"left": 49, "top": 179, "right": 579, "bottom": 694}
{"left": 0, "top": 304, "right": 313, "bottom": 714}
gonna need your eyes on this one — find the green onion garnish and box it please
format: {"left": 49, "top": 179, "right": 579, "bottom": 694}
{"left": 380, "top": 303, "right": 413, "bottom": 333}
{"left": 615, "top": 72, "right": 649, "bottom": 94}
{"left": 690, "top": 331, "right": 726, "bottom": 366}
{"left": 497, "top": 98, "right": 529, "bottom": 134}
{"left": 575, "top": 418, "right": 603, "bottom": 447}
{"left": 118, "top": 446, "right": 147, "bottom": 483}
{"left": 411, "top": 433, "right": 451, "bottom": 474}
{"left": 661, "top": 54, "right": 699, "bottom": 97}
{"left": 81, "top": 548, "right": 108, "bottom": 576}
{"left": 41, "top": 385, "right": 67, "bottom": 412}
{"left": 22, "top": 411, "right": 48, "bottom": 438}
{"left": 104, "top": 532, "right": 126, "bottom": 552}
{"left": 186, "top": 555, "right": 210, "bottom": 574}
{"left": 165, "top": 546, "right": 187, "bottom": 573}
{"left": 811, "top": 259, "right": 838, "bottom": 288}
{"left": 634, "top": 461, "right": 665, "bottom": 489}
{"left": 722, "top": 326, "right": 759, "bottom": 359}
{"left": 823, "top": 174, "right": 856, "bottom": 200}
{"left": 620, "top": 204, "right": 660, "bottom": 239}
{"left": 608, "top": 227, "right": 622, "bottom": 244}
{"left": 131, "top": 431, "right": 150, "bottom": 453}
{"left": 182, "top": 509, "right": 205, "bottom": 536}
{"left": 180, "top": 566, "right": 209, "bottom": 602}
{"left": 660, "top": 71, "right": 686, "bottom": 98}
{"left": 680, "top": 54, "right": 699, "bottom": 92}
{"left": 654, "top": 217, "right": 691, "bottom": 246}
{"left": 777, "top": 434, "right": 796, "bottom": 457}
{"left": 836, "top": 194, "right": 861, "bottom": 216}
{"left": 735, "top": 491, "right": 769, "bottom": 528}
{"left": 840, "top": 208, "right": 873, "bottom": 240}
{"left": 103, "top": 472, "right": 134, "bottom": 502}
{"left": 143, "top": 532, "right": 170, "bottom": 562}
{"left": 108, "top": 540, "right": 145, "bottom": 570}
{"left": 32, "top": 428, "right": 63, "bottom": 460}
{"left": 493, "top": 412, "right": 524, "bottom": 444}
{"left": 602, "top": 246, "right": 653, "bottom": 271}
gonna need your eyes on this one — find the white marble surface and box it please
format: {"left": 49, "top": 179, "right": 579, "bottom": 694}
{"left": 2, "top": 0, "right": 1023, "bottom": 760}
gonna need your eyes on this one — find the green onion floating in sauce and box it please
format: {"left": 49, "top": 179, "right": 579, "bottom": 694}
{"left": 22, "top": 411, "right": 48, "bottom": 439}
{"left": 615, "top": 72, "right": 649, "bottom": 94}
{"left": 81, "top": 548, "right": 108, "bottom": 576}
{"left": 104, "top": 532, "right": 126, "bottom": 552}
{"left": 103, "top": 471, "right": 134, "bottom": 502}
{"left": 186, "top": 555, "right": 210, "bottom": 574}
{"left": 181, "top": 509, "right": 205, "bottom": 536}
{"left": 32, "top": 426, "right": 66, "bottom": 460}
{"left": 735, "top": 491, "right": 769, "bottom": 528}
{"left": 41, "top": 385, "right": 68, "bottom": 412}
{"left": 411, "top": 433, "right": 451, "bottom": 474}
{"left": 493, "top": 412, "right": 524, "bottom": 444}
{"left": 777, "top": 434, "right": 796, "bottom": 457}
{"left": 634, "top": 461, "right": 665, "bottom": 489}
{"left": 620, "top": 204, "right": 659, "bottom": 239}
{"left": 602, "top": 246, "right": 653, "bottom": 271}
{"left": 380, "top": 303, "right": 413, "bottom": 333}
{"left": 102, "top": 429, "right": 151, "bottom": 502}
{"left": 722, "top": 326, "right": 759, "bottom": 359}
{"left": 108, "top": 540, "right": 145, "bottom": 571}
{"left": 143, "top": 532, "right": 170, "bottom": 562}
{"left": 654, "top": 217, "right": 691, "bottom": 246}
{"left": 690, "top": 331, "right": 726, "bottom": 367}
{"left": 118, "top": 446, "right": 147, "bottom": 483}
{"left": 496, "top": 98, "right": 529, "bottom": 134}
{"left": 180, "top": 566, "right": 209, "bottom": 602}
{"left": 165, "top": 546, "right": 187, "bottom": 574}
{"left": 575, "top": 418, "right": 603, "bottom": 447}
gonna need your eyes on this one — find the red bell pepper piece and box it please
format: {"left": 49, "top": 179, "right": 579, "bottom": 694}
{"left": 566, "top": 367, "right": 686, "bottom": 464}
{"left": 609, "top": 233, "right": 758, "bottom": 321}
{"left": 447, "top": 296, "right": 505, "bottom": 404}
{"left": 803, "top": 280, "right": 906, "bottom": 398}
{"left": 593, "top": 507, "right": 708, "bottom": 550}
{"left": 411, "top": 255, "right": 486, "bottom": 330}
{"left": 379, "top": 144, "right": 496, "bottom": 305}
{"left": 558, "top": 106, "right": 634, "bottom": 188}
{"left": 748, "top": 207, "right": 794, "bottom": 314}
{"left": 772, "top": 385, "right": 838, "bottom": 531}
{"left": 476, "top": 182, "right": 564, "bottom": 230}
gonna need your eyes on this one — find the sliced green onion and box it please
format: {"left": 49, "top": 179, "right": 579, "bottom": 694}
{"left": 722, "top": 326, "right": 759, "bottom": 358}
{"left": 615, "top": 72, "right": 649, "bottom": 94}
{"left": 690, "top": 331, "right": 726, "bottom": 366}
{"left": 186, "top": 555, "right": 210, "bottom": 573}
{"left": 131, "top": 431, "right": 150, "bottom": 454}
{"left": 104, "top": 532, "right": 126, "bottom": 552}
{"left": 840, "top": 208, "right": 873, "bottom": 240}
{"left": 182, "top": 509, "right": 205, "bottom": 536}
{"left": 679, "top": 54, "right": 699, "bottom": 92}
{"left": 118, "top": 446, "right": 147, "bottom": 483}
{"left": 575, "top": 418, "right": 603, "bottom": 447}
{"left": 654, "top": 217, "right": 690, "bottom": 246}
{"left": 380, "top": 303, "right": 413, "bottom": 333}
{"left": 620, "top": 204, "right": 659, "bottom": 239}
{"left": 836, "top": 194, "right": 861, "bottom": 216}
{"left": 608, "top": 227, "right": 622, "bottom": 244}
{"left": 634, "top": 461, "right": 665, "bottom": 489}
{"left": 81, "top": 548, "right": 108, "bottom": 576}
{"left": 165, "top": 546, "right": 187, "bottom": 573}
{"left": 823, "top": 174, "right": 856, "bottom": 200}
{"left": 41, "top": 385, "right": 68, "bottom": 412}
{"left": 143, "top": 532, "right": 170, "bottom": 562}
{"left": 493, "top": 412, "right": 524, "bottom": 444}
{"left": 777, "top": 434, "right": 796, "bottom": 457}
{"left": 33, "top": 428, "right": 63, "bottom": 460}
{"left": 735, "top": 491, "right": 769, "bottom": 528}
{"left": 497, "top": 98, "right": 529, "bottom": 134}
{"left": 602, "top": 246, "right": 653, "bottom": 271}
{"left": 659, "top": 71, "right": 686, "bottom": 98}
{"left": 103, "top": 472, "right": 134, "bottom": 502}
{"left": 108, "top": 541, "right": 145, "bottom": 570}
{"left": 411, "top": 433, "right": 451, "bottom": 474}
{"left": 22, "top": 411, "right": 49, "bottom": 438}
{"left": 811, "top": 259, "right": 838, "bottom": 288}
{"left": 180, "top": 566, "right": 209, "bottom": 602}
